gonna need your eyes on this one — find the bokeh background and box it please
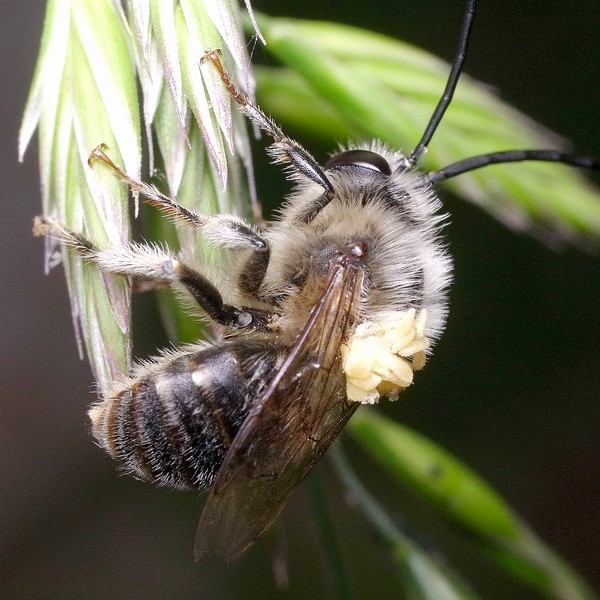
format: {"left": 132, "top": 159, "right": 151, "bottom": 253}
{"left": 2, "top": 1, "right": 599, "bottom": 599}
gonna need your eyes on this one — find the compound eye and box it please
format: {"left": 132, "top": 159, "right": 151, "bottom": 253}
{"left": 325, "top": 149, "right": 392, "bottom": 176}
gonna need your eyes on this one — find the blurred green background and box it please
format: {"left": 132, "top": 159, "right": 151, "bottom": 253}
{"left": 2, "top": 1, "right": 598, "bottom": 599}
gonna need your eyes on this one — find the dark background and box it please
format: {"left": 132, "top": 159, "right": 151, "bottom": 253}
{"left": 2, "top": 2, "right": 599, "bottom": 599}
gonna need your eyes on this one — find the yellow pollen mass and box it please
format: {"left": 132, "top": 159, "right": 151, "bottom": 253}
{"left": 342, "top": 309, "right": 429, "bottom": 404}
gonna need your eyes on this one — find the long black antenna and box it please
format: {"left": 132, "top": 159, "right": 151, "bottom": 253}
{"left": 407, "top": 0, "right": 478, "bottom": 166}
{"left": 428, "top": 150, "right": 600, "bottom": 182}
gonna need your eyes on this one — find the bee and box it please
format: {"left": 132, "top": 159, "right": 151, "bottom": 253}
{"left": 34, "top": 0, "right": 600, "bottom": 562}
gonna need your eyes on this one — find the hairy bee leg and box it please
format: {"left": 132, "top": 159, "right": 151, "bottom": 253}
{"left": 202, "top": 52, "right": 335, "bottom": 222}
{"left": 89, "top": 145, "right": 269, "bottom": 252}
{"left": 34, "top": 216, "right": 276, "bottom": 332}
{"left": 237, "top": 248, "right": 270, "bottom": 297}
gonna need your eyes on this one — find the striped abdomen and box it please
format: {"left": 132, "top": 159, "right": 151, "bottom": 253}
{"left": 89, "top": 341, "right": 281, "bottom": 490}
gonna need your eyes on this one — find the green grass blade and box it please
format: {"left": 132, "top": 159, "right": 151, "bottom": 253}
{"left": 24, "top": 0, "right": 256, "bottom": 388}
{"left": 330, "top": 446, "right": 481, "bottom": 600}
{"left": 348, "top": 410, "right": 598, "bottom": 600}
{"left": 22, "top": 0, "right": 140, "bottom": 391}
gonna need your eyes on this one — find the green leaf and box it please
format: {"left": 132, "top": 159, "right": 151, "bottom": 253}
{"left": 254, "top": 14, "right": 600, "bottom": 247}
{"left": 348, "top": 410, "right": 598, "bottom": 600}
{"left": 24, "top": 0, "right": 257, "bottom": 390}
{"left": 350, "top": 410, "right": 519, "bottom": 539}
{"left": 330, "top": 446, "right": 481, "bottom": 600}
{"left": 22, "top": 0, "right": 140, "bottom": 392}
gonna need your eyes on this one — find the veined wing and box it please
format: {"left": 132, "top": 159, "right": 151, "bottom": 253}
{"left": 194, "top": 257, "right": 365, "bottom": 561}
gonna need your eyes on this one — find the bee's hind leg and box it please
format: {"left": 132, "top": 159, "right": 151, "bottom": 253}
{"left": 33, "top": 216, "right": 276, "bottom": 333}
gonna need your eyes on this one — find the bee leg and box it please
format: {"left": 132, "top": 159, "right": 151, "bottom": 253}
{"left": 34, "top": 216, "right": 276, "bottom": 332}
{"left": 168, "top": 258, "right": 275, "bottom": 331}
{"left": 237, "top": 247, "right": 270, "bottom": 297}
{"left": 89, "top": 145, "right": 270, "bottom": 252}
{"left": 89, "top": 145, "right": 271, "bottom": 289}
{"left": 89, "top": 144, "right": 205, "bottom": 229}
{"left": 202, "top": 51, "right": 335, "bottom": 222}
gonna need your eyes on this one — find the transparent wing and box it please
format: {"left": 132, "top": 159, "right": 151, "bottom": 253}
{"left": 194, "top": 259, "right": 364, "bottom": 561}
